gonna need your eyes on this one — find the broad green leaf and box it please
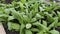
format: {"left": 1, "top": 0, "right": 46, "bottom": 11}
{"left": 33, "top": 22, "right": 48, "bottom": 31}
{"left": 50, "top": 30, "right": 59, "bottom": 34}
{"left": 8, "top": 22, "right": 20, "bottom": 31}
{"left": 25, "top": 30, "right": 32, "bottom": 34}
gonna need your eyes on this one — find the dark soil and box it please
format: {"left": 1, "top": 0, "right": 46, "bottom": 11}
{"left": 55, "top": 27, "right": 60, "bottom": 32}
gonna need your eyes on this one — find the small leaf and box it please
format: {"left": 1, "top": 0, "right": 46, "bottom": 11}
{"left": 35, "top": 13, "right": 41, "bottom": 19}
{"left": 26, "top": 23, "right": 32, "bottom": 29}
{"left": 43, "top": 20, "right": 47, "bottom": 26}
{"left": 39, "top": 7, "right": 45, "bottom": 11}
{"left": 31, "top": 18, "right": 37, "bottom": 22}
{"left": 31, "top": 28, "right": 39, "bottom": 32}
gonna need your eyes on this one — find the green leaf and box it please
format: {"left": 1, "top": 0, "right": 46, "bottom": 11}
{"left": 4, "top": 8, "right": 11, "bottom": 15}
{"left": 0, "top": 7, "right": 5, "bottom": 13}
{"left": 35, "top": 13, "right": 42, "bottom": 19}
{"left": 44, "top": 12, "right": 54, "bottom": 22}
{"left": 25, "top": 30, "right": 32, "bottom": 34}
{"left": 50, "top": 30, "right": 59, "bottom": 34}
{"left": 0, "top": 14, "right": 8, "bottom": 22}
{"left": 43, "top": 20, "right": 47, "bottom": 27}
{"left": 39, "top": 7, "right": 45, "bottom": 11}
{"left": 20, "top": 23, "right": 25, "bottom": 34}
{"left": 31, "top": 18, "right": 37, "bottom": 22}
{"left": 33, "top": 22, "right": 48, "bottom": 31}
{"left": 33, "top": 2, "right": 39, "bottom": 12}
{"left": 21, "top": 0, "right": 26, "bottom": 4}
{"left": 37, "top": 31, "right": 44, "bottom": 34}
{"left": 8, "top": 22, "right": 20, "bottom": 31}
{"left": 8, "top": 16, "right": 14, "bottom": 21}
{"left": 57, "top": 11, "right": 60, "bottom": 20}
{"left": 23, "top": 15, "right": 30, "bottom": 23}
{"left": 56, "top": 22, "right": 60, "bottom": 26}
{"left": 19, "top": 2, "right": 24, "bottom": 12}
{"left": 31, "top": 28, "right": 39, "bottom": 32}
{"left": 11, "top": 11, "right": 23, "bottom": 23}
{"left": 48, "top": 17, "right": 58, "bottom": 29}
